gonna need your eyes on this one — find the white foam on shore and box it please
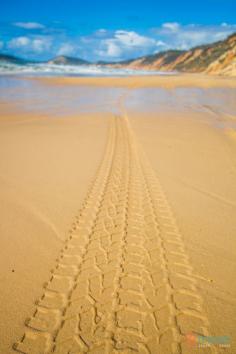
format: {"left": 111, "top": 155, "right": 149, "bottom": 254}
{"left": 0, "top": 62, "right": 174, "bottom": 77}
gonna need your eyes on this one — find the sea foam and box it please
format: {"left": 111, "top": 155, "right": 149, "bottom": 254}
{"left": 0, "top": 62, "right": 173, "bottom": 77}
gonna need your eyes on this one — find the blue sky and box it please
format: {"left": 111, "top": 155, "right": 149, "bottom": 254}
{"left": 0, "top": 0, "right": 236, "bottom": 61}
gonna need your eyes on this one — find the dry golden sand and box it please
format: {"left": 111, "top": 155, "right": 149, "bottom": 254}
{"left": 0, "top": 107, "right": 109, "bottom": 353}
{"left": 0, "top": 74, "right": 236, "bottom": 353}
{"left": 128, "top": 110, "right": 236, "bottom": 353}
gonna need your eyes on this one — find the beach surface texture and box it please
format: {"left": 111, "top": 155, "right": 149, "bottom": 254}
{"left": 0, "top": 74, "right": 235, "bottom": 353}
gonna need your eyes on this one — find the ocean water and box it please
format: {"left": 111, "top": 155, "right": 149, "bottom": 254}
{"left": 0, "top": 62, "right": 173, "bottom": 77}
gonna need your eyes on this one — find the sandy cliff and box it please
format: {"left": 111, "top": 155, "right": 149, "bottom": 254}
{"left": 110, "top": 33, "right": 236, "bottom": 76}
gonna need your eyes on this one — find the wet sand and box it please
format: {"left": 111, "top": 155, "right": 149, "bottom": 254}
{"left": 40, "top": 73, "right": 236, "bottom": 89}
{"left": 0, "top": 74, "right": 236, "bottom": 353}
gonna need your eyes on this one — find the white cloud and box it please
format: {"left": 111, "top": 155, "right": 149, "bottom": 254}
{"left": 106, "top": 41, "right": 122, "bottom": 57}
{"left": 31, "top": 38, "right": 51, "bottom": 52}
{"left": 154, "top": 23, "right": 236, "bottom": 50}
{"left": 95, "top": 30, "right": 157, "bottom": 58}
{"left": 8, "top": 36, "right": 30, "bottom": 48}
{"left": 57, "top": 43, "right": 76, "bottom": 56}
{"left": 162, "top": 22, "right": 180, "bottom": 32}
{"left": 156, "top": 40, "right": 168, "bottom": 47}
{"left": 97, "top": 29, "right": 107, "bottom": 34}
{"left": 94, "top": 29, "right": 108, "bottom": 38}
{"left": 13, "top": 22, "right": 45, "bottom": 29}
{"left": 114, "top": 30, "right": 155, "bottom": 47}
{"left": 97, "top": 40, "right": 122, "bottom": 58}
{"left": 84, "top": 25, "right": 235, "bottom": 60}
{"left": 8, "top": 36, "right": 52, "bottom": 53}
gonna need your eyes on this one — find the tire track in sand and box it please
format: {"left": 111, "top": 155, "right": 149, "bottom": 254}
{"left": 13, "top": 114, "right": 215, "bottom": 353}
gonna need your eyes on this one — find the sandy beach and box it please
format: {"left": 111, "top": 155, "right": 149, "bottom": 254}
{"left": 0, "top": 74, "right": 236, "bottom": 353}
{"left": 40, "top": 73, "right": 236, "bottom": 89}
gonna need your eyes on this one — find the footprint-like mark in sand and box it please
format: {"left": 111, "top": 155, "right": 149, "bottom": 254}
{"left": 13, "top": 115, "right": 215, "bottom": 353}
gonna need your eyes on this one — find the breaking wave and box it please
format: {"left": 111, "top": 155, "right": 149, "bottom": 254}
{"left": 0, "top": 62, "right": 173, "bottom": 77}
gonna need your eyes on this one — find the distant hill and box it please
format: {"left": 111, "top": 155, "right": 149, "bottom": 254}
{"left": 0, "top": 54, "right": 89, "bottom": 66}
{"left": 110, "top": 32, "right": 236, "bottom": 76}
{"left": 47, "top": 56, "right": 90, "bottom": 65}
{"left": 0, "top": 54, "right": 26, "bottom": 64}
